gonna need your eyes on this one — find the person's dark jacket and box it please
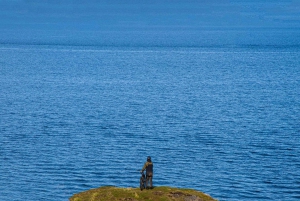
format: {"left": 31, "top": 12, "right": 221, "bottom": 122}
{"left": 141, "top": 161, "right": 153, "bottom": 176}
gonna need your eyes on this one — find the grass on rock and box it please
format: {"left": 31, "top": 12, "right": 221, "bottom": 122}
{"left": 70, "top": 186, "right": 217, "bottom": 201}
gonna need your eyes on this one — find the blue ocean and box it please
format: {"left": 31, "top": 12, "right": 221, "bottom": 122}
{"left": 1, "top": 1, "right": 300, "bottom": 201}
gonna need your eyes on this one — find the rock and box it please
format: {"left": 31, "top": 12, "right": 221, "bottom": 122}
{"left": 69, "top": 186, "right": 217, "bottom": 201}
{"left": 184, "top": 195, "right": 204, "bottom": 201}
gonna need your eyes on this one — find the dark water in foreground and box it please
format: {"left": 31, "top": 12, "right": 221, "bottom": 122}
{"left": 1, "top": 44, "right": 299, "bottom": 201}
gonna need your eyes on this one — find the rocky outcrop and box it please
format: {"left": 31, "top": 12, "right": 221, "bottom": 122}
{"left": 70, "top": 186, "right": 217, "bottom": 201}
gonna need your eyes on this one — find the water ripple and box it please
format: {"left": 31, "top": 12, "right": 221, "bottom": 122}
{"left": 0, "top": 46, "right": 299, "bottom": 201}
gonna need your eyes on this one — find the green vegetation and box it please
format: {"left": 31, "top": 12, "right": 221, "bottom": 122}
{"left": 70, "top": 186, "right": 217, "bottom": 201}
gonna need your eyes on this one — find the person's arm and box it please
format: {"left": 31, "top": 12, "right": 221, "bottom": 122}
{"left": 141, "top": 162, "right": 147, "bottom": 172}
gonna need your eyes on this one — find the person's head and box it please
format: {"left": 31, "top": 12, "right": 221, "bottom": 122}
{"left": 147, "top": 156, "right": 151, "bottom": 162}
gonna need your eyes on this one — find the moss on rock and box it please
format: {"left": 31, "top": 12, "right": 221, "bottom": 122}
{"left": 70, "top": 186, "right": 217, "bottom": 201}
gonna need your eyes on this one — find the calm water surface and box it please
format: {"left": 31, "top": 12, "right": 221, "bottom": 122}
{"left": 0, "top": 44, "right": 299, "bottom": 201}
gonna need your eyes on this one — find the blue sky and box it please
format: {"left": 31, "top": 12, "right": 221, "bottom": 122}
{"left": 0, "top": 0, "right": 299, "bottom": 46}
